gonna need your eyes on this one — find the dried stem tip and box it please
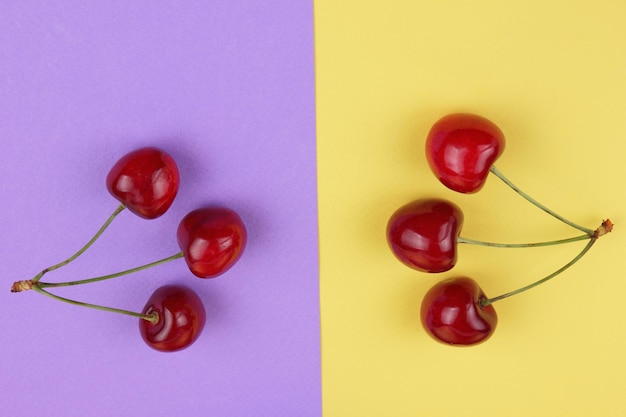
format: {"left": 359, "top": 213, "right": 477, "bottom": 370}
{"left": 11, "top": 280, "right": 34, "bottom": 293}
{"left": 594, "top": 219, "right": 614, "bottom": 238}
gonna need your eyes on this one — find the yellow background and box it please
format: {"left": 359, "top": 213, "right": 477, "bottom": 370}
{"left": 315, "top": 1, "right": 626, "bottom": 416}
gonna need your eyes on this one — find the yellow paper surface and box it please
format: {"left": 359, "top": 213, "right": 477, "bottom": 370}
{"left": 315, "top": 1, "right": 626, "bottom": 416}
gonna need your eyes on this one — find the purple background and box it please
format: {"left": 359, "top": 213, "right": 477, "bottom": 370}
{"left": 0, "top": 2, "right": 320, "bottom": 416}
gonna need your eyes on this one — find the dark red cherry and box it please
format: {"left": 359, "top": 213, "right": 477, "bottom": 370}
{"left": 177, "top": 207, "right": 247, "bottom": 278}
{"left": 421, "top": 277, "right": 497, "bottom": 346}
{"left": 387, "top": 199, "right": 463, "bottom": 273}
{"left": 426, "top": 113, "right": 505, "bottom": 193}
{"left": 139, "top": 285, "right": 206, "bottom": 352}
{"left": 106, "top": 147, "right": 180, "bottom": 219}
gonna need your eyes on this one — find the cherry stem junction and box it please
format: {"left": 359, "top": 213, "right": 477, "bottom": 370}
{"left": 31, "top": 204, "right": 126, "bottom": 283}
{"left": 31, "top": 285, "right": 158, "bottom": 323}
{"left": 457, "top": 233, "right": 590, "bottom": 248}
{"left": 489, "top": 166, "right": 595, "bottom": 236}
{"left": 480, "top": 238, "right": 596, "bottom": 307}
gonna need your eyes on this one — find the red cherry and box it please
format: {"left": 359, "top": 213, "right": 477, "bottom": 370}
{"left": 387, "top": 199, "right": 463, "bottom": 273}
{"left": 426, "top": 113, "right": 505, "bottom": 193}
{"left": 139, "top": 285, "right": 206, "bottom": 352}
{"left": 106, "top": 147, "right": 180, "bottom": 219}
{"left": 177, "top": 207, "right": 247, "bottom": 278}
{"left": 421, "top": 277, "right": 497, "bottom": 346}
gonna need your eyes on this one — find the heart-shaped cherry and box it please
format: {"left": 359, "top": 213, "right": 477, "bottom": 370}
{"left": 106, "top": 147, "right": 180, "bottom": 219}
{"left": 421, "top": 277, "right": 497, "bottom": 346}
{"left": 387, "top": 198, "right": 463, "bottom": 273}
{"left": 426, "top": 113, "right": 505, "bottom": 193}
{"left": 177, "top": 207, "right": 247, "bottom": 278}
{"left": 139, "top": 285, "right": 206, "bottom": 352}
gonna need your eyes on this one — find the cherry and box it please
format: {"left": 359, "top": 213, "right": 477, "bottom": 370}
{"left": 177, "top": 207, "right": 247, "bottom": 278}
{"left": 387, "top": 199, "right": 463, "bottom": 273}
{"left": 106, "top": 147, "right": 180, "bottom": 219}
{"left": 426, "top": 113, "right": 505, "bottom": 193}
{"left": 139, "top": 285, "right": 206, "bottom": 352}
{"left": 421, "top": 277, "right": 497, "bottom": 346}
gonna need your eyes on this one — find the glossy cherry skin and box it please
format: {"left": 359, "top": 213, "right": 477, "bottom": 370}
{"left": 177, "top": 207, "right": 247, "bottom": 278}
{"left": 139, "top": 285, "right": 206, "bottom": 352}
{"left": 387, "top": 199, "right": 463, "bottom": 273}
{"left": 421, "top": 277, "right": 497, "bottom": 346}
{"left": 426, "top": 113, "right": 505, "bottom": 193}
{"left": 106, "top": 147, "right": 179, "bottom": 219}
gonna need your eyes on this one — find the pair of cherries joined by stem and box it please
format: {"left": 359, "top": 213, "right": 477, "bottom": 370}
{"left": 387, "top": 113, "right": 613, "bottom": 347}
{"left": 11, "top": 147, "right": 247, "bottom": 352}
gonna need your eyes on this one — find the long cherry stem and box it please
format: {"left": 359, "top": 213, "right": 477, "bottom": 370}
{"left": 457, "top": 233, "right": 590, "bottom": 248}
{"left": 38, "top": 252, "right": 184, "bottom": 289}
{"left": 31, "top": 204, "right": 126, "bottom": 283}
{"left": 31, "top": 285, "right": 158, "bottom": 323}
{"left": 480, "top": 238, "right": 596, "bottom": 306}
{"left": 12, "top": 252, "right": 184, "bottom": 292}
{"left": 489, "top": 166, "right": 594, "bottom": 236}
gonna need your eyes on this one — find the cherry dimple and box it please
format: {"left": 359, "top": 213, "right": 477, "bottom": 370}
{"left": 421, "top": 277, "right": 497, "bottom": 346}
{"left": 139, "top": 285, "right": 206, "bottom": 352}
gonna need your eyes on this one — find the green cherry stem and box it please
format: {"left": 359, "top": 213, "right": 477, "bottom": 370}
{"left": 31, "top": 203, "right": 126, "bottom": 283}
{"left": 38, "top": 252, "right": 184, "bottom": 289}
{"left": 31, "top": 285, "right": 158, "bottom": 323}
{"left": 11, "top": 252, "right": 184, "bottom": 292}
{"left": 480, "top": 237, "right": 596, "bottom": 307}
{"left": 489, "top": 166, "right": 595, "bottom": 236}
{"left": 457, "top": 233, "right": 591, "bottom": 248}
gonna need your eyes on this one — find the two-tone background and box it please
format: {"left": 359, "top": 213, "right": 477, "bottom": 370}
{"left": 1, "top": 1, "right": 625, "bottom": 416}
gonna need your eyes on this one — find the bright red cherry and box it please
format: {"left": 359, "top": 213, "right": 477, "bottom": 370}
{"left": 387, "top": 199, "right": 463, "bottom": 273}
{"left": 177, "top": 207, "right": 247, "bottom": 278}
{"left": 421, "top": 277, "right": 497, "bottom": 346}
{"left": 139, "top": 285, "right": 206, "bottom": 352}
{"left": 426, "top": 113, "right": 505, "bottom": 193}
{"left": 106, "top": 147, "right": 180, "bottom": 219}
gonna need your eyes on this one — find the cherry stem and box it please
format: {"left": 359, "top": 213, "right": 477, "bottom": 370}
{"left": 37, "top": 252, "right": 184, "bottom": 289}
{"left": 31, "top": 285, "right": 158, "bottom": 323}
{"left": 480, "top": 237, "right": 596, "bottom": 307}
{"left": 457, "top": 233, "right": 590, "bottom": 248}
{"left": 489, "top": 166, "right": 595, "bottom": 236}
{"left": 31, "top": 204, "right": 126, "bottom": 283}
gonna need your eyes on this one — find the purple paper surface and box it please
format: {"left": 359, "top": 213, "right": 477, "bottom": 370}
{"left": 0, "top": 2, "right": 320, "bottom": 416}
